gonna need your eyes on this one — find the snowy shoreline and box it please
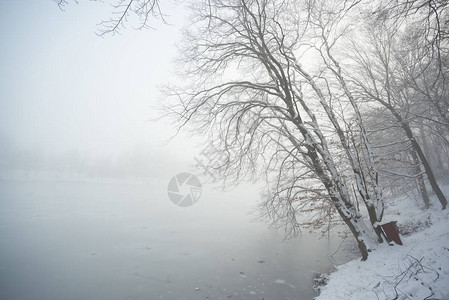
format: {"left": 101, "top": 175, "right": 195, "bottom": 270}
{"left": 316, "top": 192, "right": 449, "bottom": 300}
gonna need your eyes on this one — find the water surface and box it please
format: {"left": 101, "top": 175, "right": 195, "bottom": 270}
{"left": 0, "top": 179, "right": 354, "bottom": 300}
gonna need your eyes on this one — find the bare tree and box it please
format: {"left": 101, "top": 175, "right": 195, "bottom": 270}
{"left": 348, "top": 8, "right": 448, "bottom": 209}
{"left": 164, "top": 0, "right": 389, "bottom": 260}
{"left": 53, "top": 0, "right": 167, "bottom": 36}
{"left": 374, "top": 0, "right": 448, "bottom": 78}
{"left": 302, "top": 0, "right": 385, "bottom": 242}
{"left": 363, "top": 107, "right": 432, "bottom": 207}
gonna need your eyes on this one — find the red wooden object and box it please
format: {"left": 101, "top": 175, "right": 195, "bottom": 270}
{"left": 380, "top": 221, "right": 403, "bottom": 245}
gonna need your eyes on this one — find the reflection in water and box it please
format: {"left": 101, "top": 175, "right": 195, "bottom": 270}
{"left": 0, "top": 180, "right": 356, "bottom": 300}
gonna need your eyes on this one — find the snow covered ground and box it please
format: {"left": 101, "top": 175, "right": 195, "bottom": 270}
{"left": 317, "top": 189, "right": 449, "bottom": 300}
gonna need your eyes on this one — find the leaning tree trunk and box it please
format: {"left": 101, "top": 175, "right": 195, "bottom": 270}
{"left": 294, "top": 127, "right": 372, "bottom": 260}
{"left": 300, "top": 31, "right": 386, "bottom": 242}
{"left": 380, "top": 106, "right": 448, "bottom": 209}
{"left": 334, "top": 203, "right": 369, "bottom": 260}
{"left": 409, "top": 134, "right": 447, "bottom": 209}
{"left": 417, "top": 171, "right": 431, "bottom": 209}
{"left": 400, "top": 120, "right": 447, "bottom": 209}
{"left": 292, "top": 59, "right": 384, "bottom": 243}
{"left": 311, "top": 152, "right": 371, "bottom": 260}
{"left": 410, "top": 150, "right": 431, "bottom": 209}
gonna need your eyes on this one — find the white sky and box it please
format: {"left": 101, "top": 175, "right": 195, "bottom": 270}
{"left": 0, "top": 0, "right": 196, "bottom": 162}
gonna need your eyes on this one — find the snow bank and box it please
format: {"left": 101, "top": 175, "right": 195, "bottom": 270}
{"left": 316, "top": 194, "right": 449, "bottom": 300}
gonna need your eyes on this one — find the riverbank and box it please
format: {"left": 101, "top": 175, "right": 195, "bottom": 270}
{"left": 316, "top": 190, "right": 449, "bottom": 300}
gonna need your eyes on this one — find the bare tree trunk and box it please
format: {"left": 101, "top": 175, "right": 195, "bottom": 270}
{"left": 418, "top": 175, "right": 431, "bottom": 209}
{"left": 306, "top": 143, "right": 370, "bottom": 260}
{"left": 335, "top": 207, "right": 369, "bottom": 261}
{"left": 409, "top": 135, "right": 448, "bottom": 209}
{"left": 410, "top": 150, "right": 430, "bottom": 209}
{"left": 306, "top": 27, "right": 385, "bottom": 242}
{"left": 400, "top": 119, "right": 448, "bottom": 209}
{"left": 381, "top": 106, "right": 447, "bottom": 209}
{"left": 432, "top": 135, "right": 446, "bottom": 175}
{"left": 282, "top": 116, "right": 372, "bottom": 260}
{"left": 352, "top": 67, "right": 448, "bottom": 209}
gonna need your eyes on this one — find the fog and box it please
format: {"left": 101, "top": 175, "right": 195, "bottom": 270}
{"left": 0, "top": 2, "right": 356, "bottom": 300}
{"left": 0, "top": 1, "right": 193, "bottom": 177}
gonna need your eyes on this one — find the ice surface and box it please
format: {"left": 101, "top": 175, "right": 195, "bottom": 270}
{"left": 0, "top": 179, "right": 350, "bottom": 300}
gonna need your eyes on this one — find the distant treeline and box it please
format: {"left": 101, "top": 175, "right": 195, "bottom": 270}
{"left": 0, "top": 134, "right": 180, "bottom": 180}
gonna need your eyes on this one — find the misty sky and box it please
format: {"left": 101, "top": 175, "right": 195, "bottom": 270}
{"left": 0, "top": 1, "right": 196, "bottom": 164}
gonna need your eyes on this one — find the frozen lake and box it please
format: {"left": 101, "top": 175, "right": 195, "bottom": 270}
{"left": 0, "top": 178, "right": 353, "bottom": 300}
